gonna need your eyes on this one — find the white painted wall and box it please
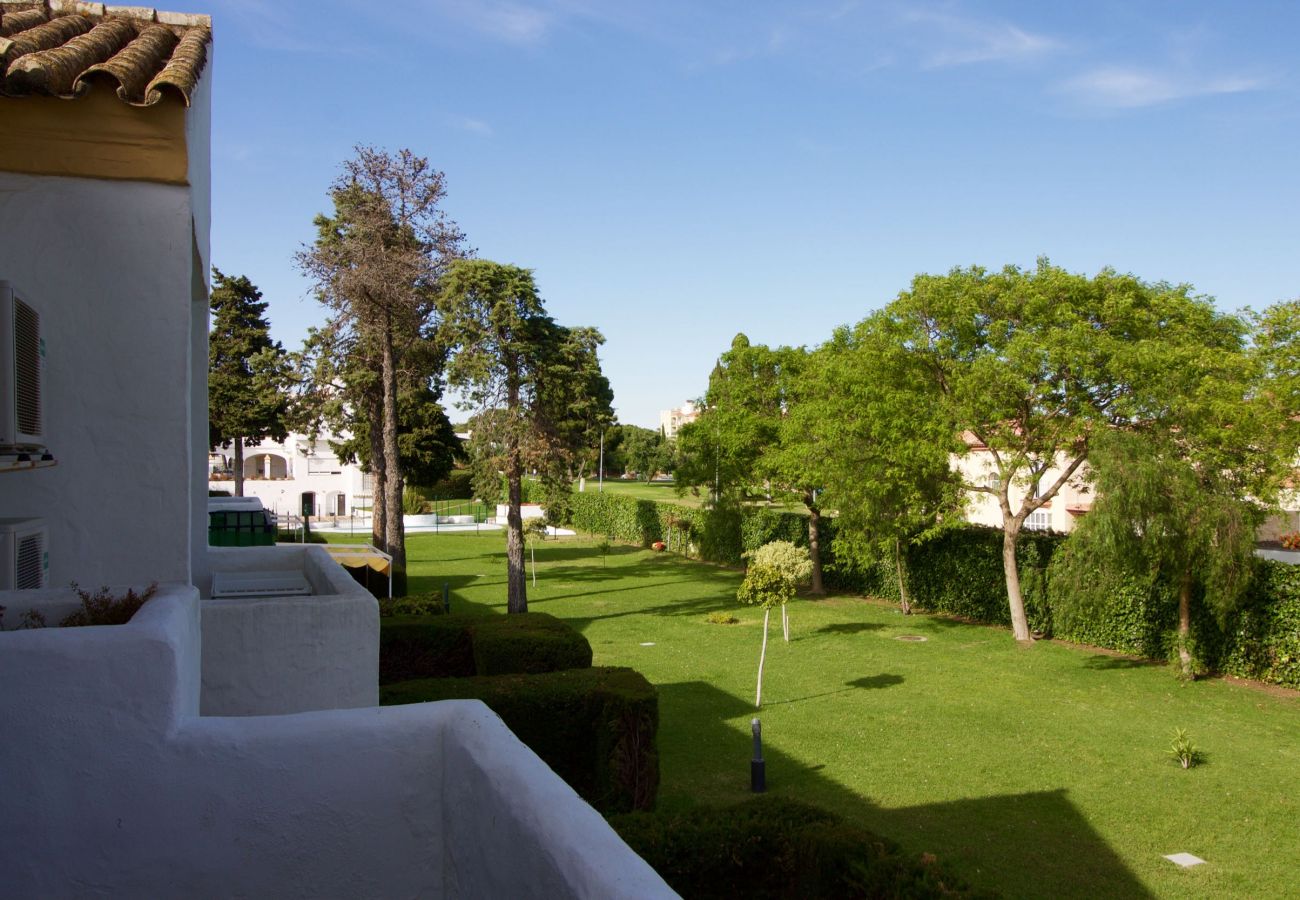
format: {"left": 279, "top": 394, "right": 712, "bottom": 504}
{"left": 201, "top": 545, "right": 379, "bottom": 716}
{"left": 0, "top": 586, "right": 677, "bottom": 898}
{"left": 0, "top": 171, "right": 200, "bottom": 586}
{"left": 188, "top": 63, "right": 213, "bottom": 590}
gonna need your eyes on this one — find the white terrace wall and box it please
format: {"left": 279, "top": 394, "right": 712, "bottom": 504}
{"left": 0, "top": 587, "right": 677, "bottom": 898}
{"left": 0, "top": 170, "right": 204, "bottom": 586}
{"left": 201, "top": 545, "right": 379, "bottom": 716}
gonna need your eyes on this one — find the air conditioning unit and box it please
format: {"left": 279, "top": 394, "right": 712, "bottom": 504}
{"left": 0, "top": 518, "right": 49, "bottom": 591}
{"left": 0, "top": 280, "right": 44, "bottom": 450}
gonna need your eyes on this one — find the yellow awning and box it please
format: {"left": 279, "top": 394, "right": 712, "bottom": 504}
{"left": 323, "top": 544, "right": 392, "bottom": 576}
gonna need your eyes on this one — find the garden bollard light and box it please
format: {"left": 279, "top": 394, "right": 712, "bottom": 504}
{"left": 442, "top": 582, "right": 450, "bottom": 613}
{"left": 751, "top": 717, "right": 766, "bottom": 793}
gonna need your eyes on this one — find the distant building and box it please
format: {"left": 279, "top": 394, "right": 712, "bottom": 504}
{"left": 659, "top": 401, "right": 700, "bottom": 438}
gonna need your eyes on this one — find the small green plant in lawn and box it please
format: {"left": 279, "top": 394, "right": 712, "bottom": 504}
{"left": 1168, "top": 728, "right": 1200, "bottom": 769}
{"left": 745, "top": 540, "right": 811, "bottom": 642}
{"left": 595, "top": 539, "right": 611, "bottom": 568}
{"left": 737, "top": 564, "right": 794, "bottom": 707}
{"left": 705, "top": 611, "right": 739, "bottom": 625}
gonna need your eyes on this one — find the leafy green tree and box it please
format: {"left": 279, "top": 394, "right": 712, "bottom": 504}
{"left": 676, "top": 335, "right": 784, "bottom": 504}
{"left": 676, "top": 336, "right": 827, "bottom": 591}
{"left": 792, "top": 320, "right": 962, "bottom": 614}
{"left": 208, "top": 268, "right": 289, "bottom": 497}
{"left": 1057, "top": 302, "right": 1298, "bottom": 677}
{"left": 621, "top": 425, "right": 673, "bottom": 482}
{"left": 296, "top": 147, "right": 467, "bottom": 595}
{"left": 880, "top": 259, "right": 1248, "bottom": 641}
{"left": 439, "top": 259, "right": 611, "bottom": 613}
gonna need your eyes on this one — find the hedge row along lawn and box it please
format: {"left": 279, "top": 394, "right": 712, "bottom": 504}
{"left": 358, "top": 532, "right": 1299, "bottom": 900}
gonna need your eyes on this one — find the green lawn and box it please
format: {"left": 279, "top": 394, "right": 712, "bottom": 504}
{"left": 391, "top": 531, "right": 1299, "bottom": 899}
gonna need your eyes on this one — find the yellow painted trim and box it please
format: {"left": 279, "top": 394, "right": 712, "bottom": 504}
{"left": 0, "top": 87, "right": 188, "bottom": 185}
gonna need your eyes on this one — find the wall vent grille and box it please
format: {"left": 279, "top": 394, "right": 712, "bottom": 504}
{"left": 15, "top": 531, "right": 45, "bottom": 590}
{"left": 13, "top": 297, "right": 41, "bottom": 438}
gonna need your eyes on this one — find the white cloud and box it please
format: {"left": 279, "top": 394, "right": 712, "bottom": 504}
{"left": 453, "top": 117, "right": 494, "bottom": 136}
{"left": 427, "top": 0, "right": 552, "bottom": 45}
{"left": 900, "top": 8, "right": 1059, "bottom": 69}
{"left": 1060, "top": 67, "right": 1267, "bottom": 109}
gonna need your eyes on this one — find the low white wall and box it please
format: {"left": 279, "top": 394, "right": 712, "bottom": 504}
{"left": 0, "top": 584, "right": 677, "bottom": 898}
{"left": 201, "top": 545, "right": 379, "bottom": 716}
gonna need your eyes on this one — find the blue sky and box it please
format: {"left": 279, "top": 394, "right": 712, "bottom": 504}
{"left": 178, "top": 1, "right": 1297, "bottom": 427}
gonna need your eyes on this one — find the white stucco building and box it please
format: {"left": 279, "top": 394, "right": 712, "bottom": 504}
{"left": 0, "top": 5, "right": 674, "bottom": 896}
{"left": 210, "top": 432, "right": 370, "bottom": 519}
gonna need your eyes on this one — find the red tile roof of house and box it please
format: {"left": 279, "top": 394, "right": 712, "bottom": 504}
{"left": 0, "top": 1, "right": 209, "bottom": 107}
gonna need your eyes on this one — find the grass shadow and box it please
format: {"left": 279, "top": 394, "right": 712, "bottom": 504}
{"left": 655, "top": 680, "right": 1154, "bottom": 900}
{"left": 845, "top": 673, "right": 905, "bottom": 690}
{"left": 1082, "top": 654, "right": 1160, "bottom": 671}
{"left": 812, "top": 622, "right": 887, "bottom": 637}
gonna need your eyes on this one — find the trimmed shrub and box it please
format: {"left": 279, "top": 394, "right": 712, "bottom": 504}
{"left": 609, "top": 797, "right": 983, "bottom": 899}
{"left": 471, "top": 612, "right": 594, "bottom": 675}
{"left": 381, "top": 666, "right": 658, "bottom": 813}
{"left": 378, "top": 592, "right": 448, "bottom": 618}
{"left": 379, "top": 617, "right": 475, "bottom": 683}
{"left": 378, "top": 612, "right": 593, "bottom": 684}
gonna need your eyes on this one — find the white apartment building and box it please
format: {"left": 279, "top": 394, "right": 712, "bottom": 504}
{"left": 659, "top": 400, "right": 700, "bottom": 438}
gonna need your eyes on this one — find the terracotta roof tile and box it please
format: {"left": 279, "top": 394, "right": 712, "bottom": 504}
{"left": 0, "top": 1, "right": 209, "bottom": 107}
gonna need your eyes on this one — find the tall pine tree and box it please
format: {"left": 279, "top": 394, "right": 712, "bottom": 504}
{"left": 208, "top": 268, "right": 289, "bottom": 497}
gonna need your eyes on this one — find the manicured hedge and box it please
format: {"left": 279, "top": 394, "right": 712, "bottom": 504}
{"left": 381, "top": 666, "right": 658, "bottom": 813}
{"left": 846, "top": 524, "right": 1299, "bottom": 688}
{"left": 1213, "top": 560, "right": 1300, "bottom": 688}
{"left": 609, "top": 797, "right": 984, "bottom": 899}
{"left": 379, "top": 612, "right": 592, "bottom": 684}
{"left": 470, "top": 611, "right": 595, "bottom": 676}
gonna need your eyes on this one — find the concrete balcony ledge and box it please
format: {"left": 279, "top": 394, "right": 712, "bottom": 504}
{"left": 0, "top": 585, "right": 677, "bottom": 898}
{"left": 202, "top": 544, "right": 380, "bottom": 716}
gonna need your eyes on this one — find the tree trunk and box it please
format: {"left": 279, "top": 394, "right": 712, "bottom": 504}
{"left": 806, "top": 493, "right": 825, "bottom": 596}
{"left": 368, "top": 387, "right": 386, "bottom": 552}
{"left": 895, "top": 536, "right": 912, "bottom": 615}
{"left": 505, "top": 370, "right": 528, "bottom": 613}
{"left": 380, "top": 319, "right": 407, "bottom": 597}
{"left": 756, "top": 607, "right": 770, "bottom": 708}
{"left": 1177, "top": 568, "right": 1194, "bottom": 679}
{"left": 782, "top": 602, "right": 789, "bottom": 642}
{"left": 1003, "top": 522, "right": 1031, "bottom": 642}
{"left": 233, "top": 436, "right": 244, "bottom": 498}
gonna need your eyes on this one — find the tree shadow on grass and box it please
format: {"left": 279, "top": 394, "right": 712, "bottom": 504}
{"left": 654, "top": 680, "right": 1153, "bottom": 900}
{"left": 846, "top": 673, "right": 905, "bottom": 690}
{"left": 1082, "top": 654, "right": 1161, "bottom": 671}
{"left": 812, "top": 622, "right": 887, "bottom": 637}
{"left": 765, "top": 674, "right": 905, "bottom": 706}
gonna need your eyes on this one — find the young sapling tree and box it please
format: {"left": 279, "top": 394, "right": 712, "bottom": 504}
{"left": 738, "top": 564, "right": 794, "bottom": 707}
{"left": 745, "top": 540, "right": 811, "bottom": 642}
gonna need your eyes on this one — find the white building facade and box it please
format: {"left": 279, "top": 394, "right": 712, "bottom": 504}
{"left": 210, "top": 432, "right": 370, "bottom": 519}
